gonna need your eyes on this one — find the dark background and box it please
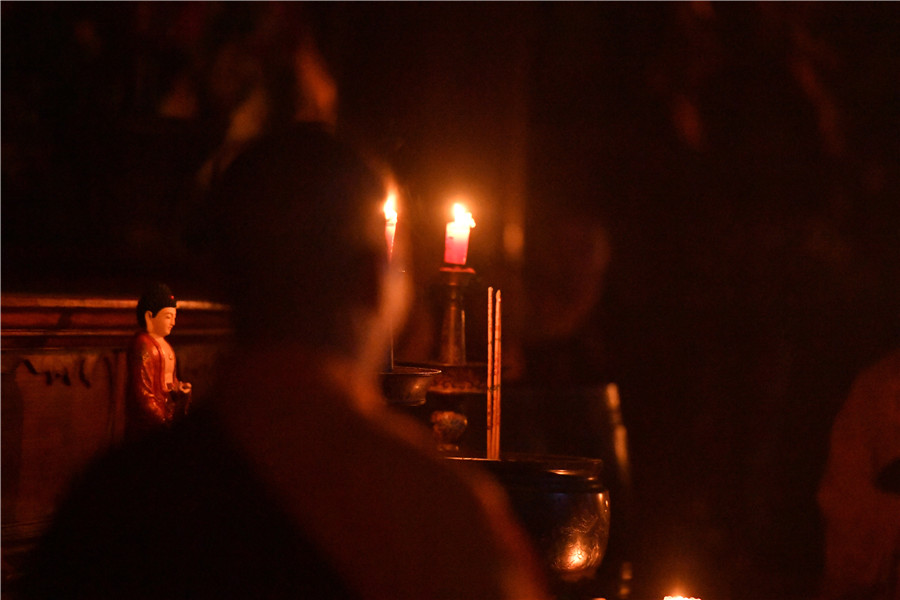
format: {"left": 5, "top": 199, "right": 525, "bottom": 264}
{"left": 3, "top": 3, "right": 899, "bottom": 599}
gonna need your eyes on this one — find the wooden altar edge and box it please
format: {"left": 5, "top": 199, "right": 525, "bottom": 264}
{"left": 1, "top": 294, "right": 233, "bottom": 349}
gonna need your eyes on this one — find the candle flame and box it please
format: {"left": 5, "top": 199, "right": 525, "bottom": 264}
{"left": 384, "top": 193, "right": 398, "bottom": 223}
{"left": 451, "top": 202, "right": 475, "bottom": 228}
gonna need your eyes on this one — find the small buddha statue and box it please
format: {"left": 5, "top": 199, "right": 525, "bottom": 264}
{"left": 125, "top": 283, "right": 192, "bottom": 440}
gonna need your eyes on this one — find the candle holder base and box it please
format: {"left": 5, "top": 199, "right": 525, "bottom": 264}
{"left": 430, "top": 410, "right": 468, "bottom": 453}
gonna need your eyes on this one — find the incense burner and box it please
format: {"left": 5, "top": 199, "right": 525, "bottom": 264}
{"left": 450, "top": 455, "right": 610, "bottom": 587}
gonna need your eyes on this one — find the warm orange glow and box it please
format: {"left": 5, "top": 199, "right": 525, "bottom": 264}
{"left": 562, "top": 540, "right": 590, "bottom": 571}
{"left": 663, "top": 596, "right": 701, "bottom": 600}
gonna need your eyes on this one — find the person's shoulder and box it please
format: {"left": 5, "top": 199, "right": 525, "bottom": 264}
{"left": 854, "top": 348, "right": 900, "bottom": 391}
{"left": 71, "top": 417, "right": 187, "bottom": 484}
{"left": 871, "top": 348, "right": 900, "bottom": 375}
{"left": 357, "top": 408, "right": 512, "bottom": 519}
{"left": 48, "top": 410, "right": 229, "bottom": 522}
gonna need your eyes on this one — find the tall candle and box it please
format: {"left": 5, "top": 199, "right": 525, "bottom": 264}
{"left": 384, "top": 192, "right": 398, "bottom": 261}
{"left": 444, "top": 203, "right": 476, "bottom": 265}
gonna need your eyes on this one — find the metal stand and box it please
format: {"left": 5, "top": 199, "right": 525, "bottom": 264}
{"left": 437, "top": 265, "right": 475, "bottom": 365}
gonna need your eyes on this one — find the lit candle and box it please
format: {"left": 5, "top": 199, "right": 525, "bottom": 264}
{"left": 443, "top": 202, "right": 476, "bottom": 265}
{"left": 384, "top": 192, "right": 398, "bottom": 261}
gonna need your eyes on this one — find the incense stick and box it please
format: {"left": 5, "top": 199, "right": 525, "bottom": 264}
{"left": 486, "top": 287, "right": 494, "bottom": 457}
{"left": 492, "top": 291, "right": 501, "bottom": 459}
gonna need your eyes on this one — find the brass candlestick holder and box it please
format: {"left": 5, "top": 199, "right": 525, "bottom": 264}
{"left": 416, "top": 265, "right": 487, "bottom": 395}
{"left": 437, "top": 265, "right": 474, "bottom": 365}
{"left": 398, "top": 265, "right": 487, "bottom": 454}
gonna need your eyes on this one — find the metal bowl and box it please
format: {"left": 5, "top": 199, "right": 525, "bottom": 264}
{"left": 449, "top": 454, "right": 610, "bottom": 584}
{"left": 380, "top": 366, "right": 441, "bottom": 406}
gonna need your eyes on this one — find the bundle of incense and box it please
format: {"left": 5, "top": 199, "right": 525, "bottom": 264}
{"left": 486, "top": 287, "right": 501, "bottom": 460}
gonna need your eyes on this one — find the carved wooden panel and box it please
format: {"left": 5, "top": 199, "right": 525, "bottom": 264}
{"left": 1, "top": 352, "right": 122, "bottom": 529}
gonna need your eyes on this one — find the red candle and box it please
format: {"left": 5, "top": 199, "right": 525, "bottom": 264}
{"left": 443, "top": 203, "right": 475, "bottom": 265}
{"left": 384, "top": 193, "right": 398, "bottom": 261}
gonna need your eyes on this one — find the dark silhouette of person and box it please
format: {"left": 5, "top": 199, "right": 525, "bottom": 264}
{"left": 818, "top": 348, "right": 900, "bottom": 600}
{"left": 17, "top": 123, "right": 550, "bottom": 600}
